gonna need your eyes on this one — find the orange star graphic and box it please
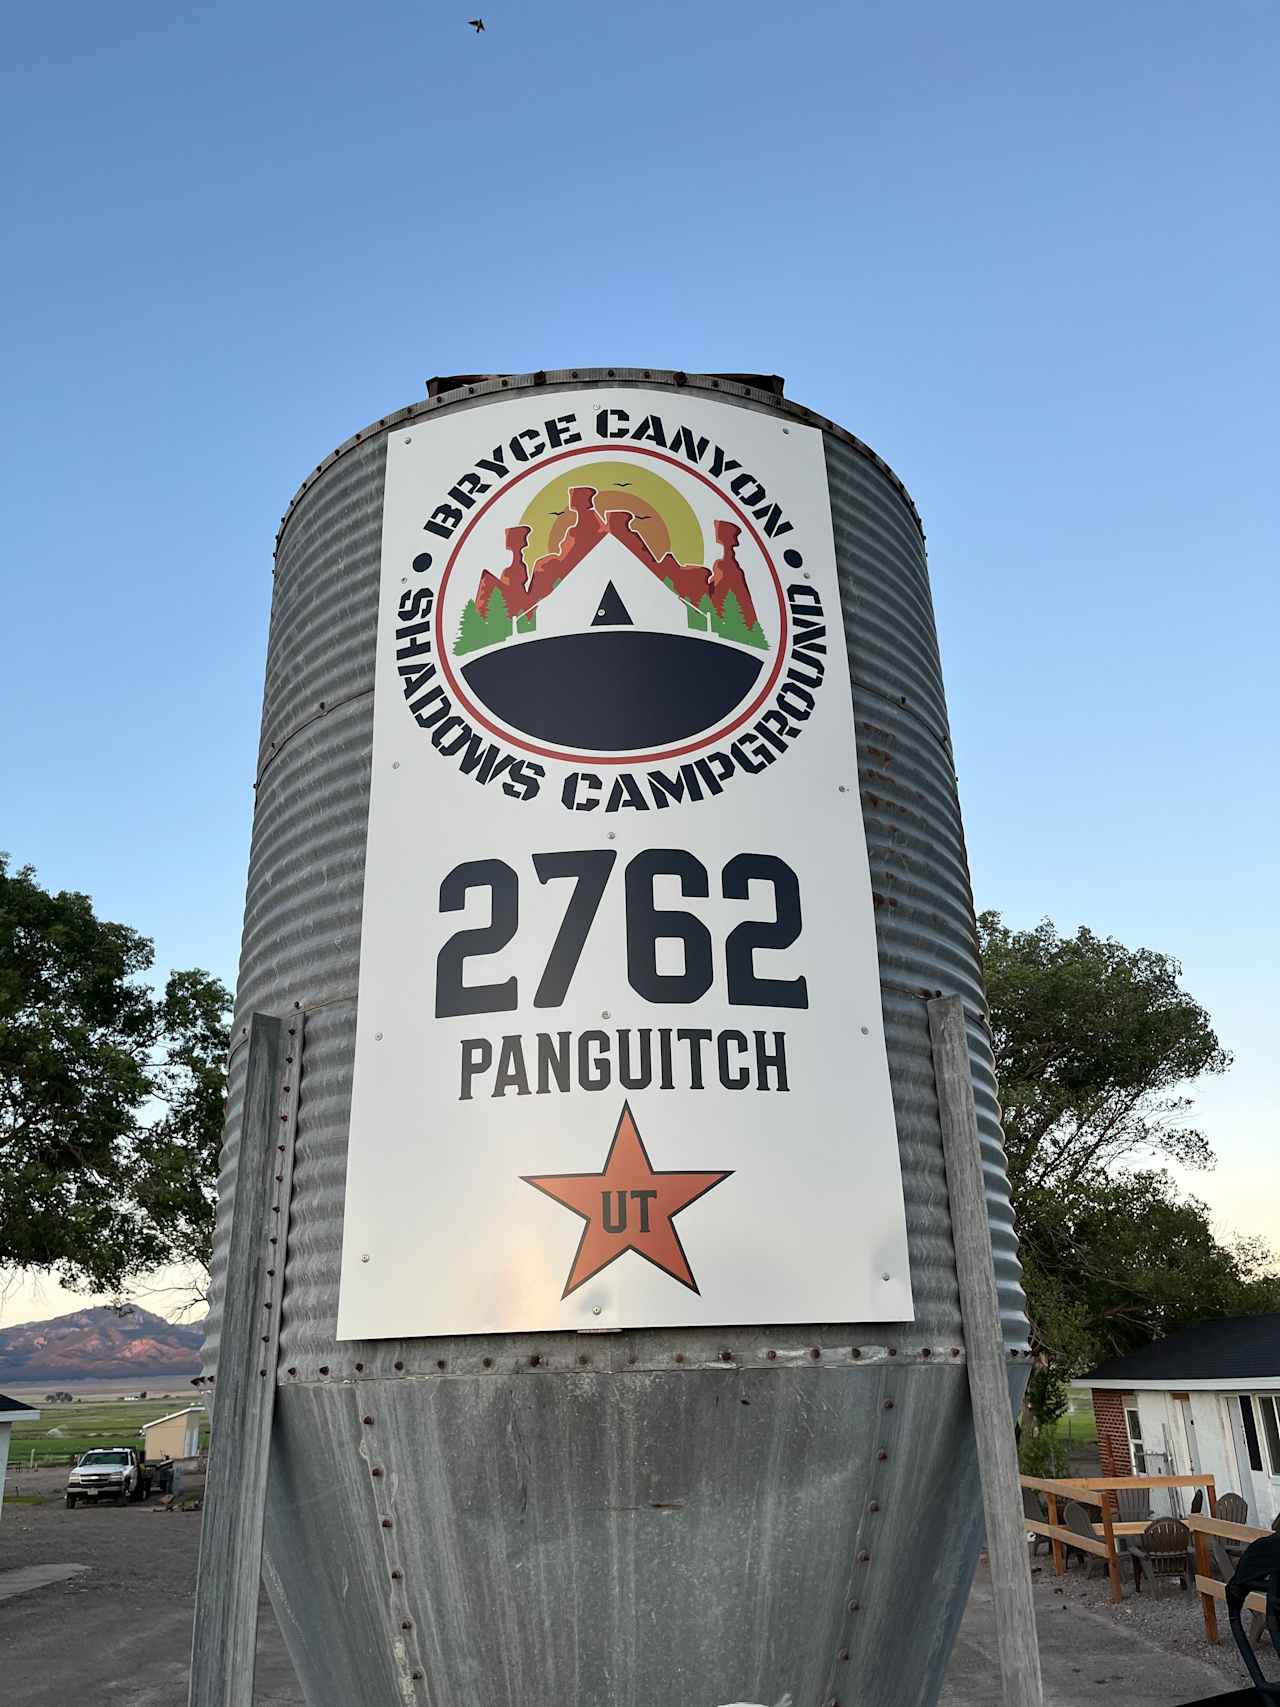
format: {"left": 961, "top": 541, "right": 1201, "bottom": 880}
{"left": 522, "top": 1102, "right": 732, "bottom": 1298}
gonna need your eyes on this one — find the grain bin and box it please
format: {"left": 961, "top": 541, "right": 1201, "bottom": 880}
{"left": 201, "top": 369, "right": 1027, "bottom": 1707}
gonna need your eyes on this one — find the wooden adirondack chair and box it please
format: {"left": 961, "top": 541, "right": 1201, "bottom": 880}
{"left": 1130, "top": 1518, "right": 1192, "bottom": 1596}
{"left": 1022, "top": 1486, "right": 1052, "bottom": 1556}
{"left": 1062, "top": 1500, "right": 1107, "bottom": 1577}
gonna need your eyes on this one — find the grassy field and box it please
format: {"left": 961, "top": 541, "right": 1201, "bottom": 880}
{"left": 1049, "top": 1402, "right": 1099, "bottom": 1447}
{"left": 8, "top": 1398, "right": 210, "bottom": 1464}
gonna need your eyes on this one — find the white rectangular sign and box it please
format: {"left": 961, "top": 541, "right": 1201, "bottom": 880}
{"left": 337, "top": 388, "right": 913, "bottom": 1338}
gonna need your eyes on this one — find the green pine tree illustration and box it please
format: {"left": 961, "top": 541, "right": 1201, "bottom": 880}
{"left": 517, "top": 608, "right": 536, "bottom": 633}
{"left": 454, "top": 598, "right": 489, "bottom": 657}
{"left": 686, "top": 593, "right": 709, "bottom": 631}
{"left": 743, "top": 617, "right": 769, "bottom": 650}
{"left": 487, "top": 589, "right": 513, "bottom": 644}
{"left": 713, "top": 590, "right": 754, "bottom": 646}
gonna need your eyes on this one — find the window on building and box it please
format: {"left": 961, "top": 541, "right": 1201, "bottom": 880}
{"left": 1256, "top": 1395, "right": 1280, "bottom": 1477}
{"left": 1124, "top": 1405, "right": 1147, "bottom": 1473}
{"left": 1239, "top": 1396, "right": 1264, "bottom": 1474}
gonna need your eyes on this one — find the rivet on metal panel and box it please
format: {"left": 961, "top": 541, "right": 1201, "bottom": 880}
{"left": 601, "top": 1010, "right": 610, "bottom": 1020}
{"left": 591, "top": 1306, "right": 602, "bottom": 1316}
{"left": 860, "top": 1026, "right": 869, "bottom": 1036}
{"left": 361, "top": 1254, "right": 370, "bottom": 1264}
{"left": 837, "top": 785, "right": 847, "bottom": 793}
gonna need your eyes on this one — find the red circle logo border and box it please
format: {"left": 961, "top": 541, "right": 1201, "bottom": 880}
{"left": 430, "top": 445, "right": 791, "bottom": 768}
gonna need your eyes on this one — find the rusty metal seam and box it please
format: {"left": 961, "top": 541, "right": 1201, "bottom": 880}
{"left": 352, "top": 1387, "right": 432, "bottom": 1703}
{"left": 274, "top": 371, "right": 925, "bottom": 556}
{"left": 254, "top": 688, "right": 374, "bottom": 790}
{"left": 272, "top": 1350, "right": 979, "bottom": 1385}
{"left": 850, "top": 676, "right": 953, "bottom": 756}
{"left": 830, "top": 1362, "right": 892, "bottom": 1689}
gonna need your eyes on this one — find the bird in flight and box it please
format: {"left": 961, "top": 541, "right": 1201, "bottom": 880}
{"left": 468, "top": 17, "right": 485, "bottom": 30}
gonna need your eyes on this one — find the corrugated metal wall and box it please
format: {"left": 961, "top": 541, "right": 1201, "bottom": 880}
{"left": 204, "top": 370, "right": 1027, "bottom": 1707}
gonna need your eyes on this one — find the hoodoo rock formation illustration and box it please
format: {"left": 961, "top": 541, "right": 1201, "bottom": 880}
{"left": 454, "top": 485, "right": 768, "bottom": 657}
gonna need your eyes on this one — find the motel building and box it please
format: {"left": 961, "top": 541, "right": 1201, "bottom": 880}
{"left": 1083, "top": 1312, "right": 1280, "bottom": 1526}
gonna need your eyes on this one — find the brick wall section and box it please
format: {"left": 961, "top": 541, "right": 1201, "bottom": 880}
{"left": 1092, "top": 1390, "right": 1133, "bottom": 1475}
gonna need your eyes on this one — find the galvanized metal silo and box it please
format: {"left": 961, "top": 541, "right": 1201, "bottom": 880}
{"left": 202, "top": 369, "right": 1027, "bottom": 1707}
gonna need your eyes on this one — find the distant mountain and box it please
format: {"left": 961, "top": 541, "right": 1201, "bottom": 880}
{"left": 0, "top": 1304, "right": 203, "bottom": 1384}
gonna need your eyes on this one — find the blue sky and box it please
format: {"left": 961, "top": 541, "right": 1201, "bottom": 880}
{"left": 2, "top": 1, "right": 1276, "bottom": 1323}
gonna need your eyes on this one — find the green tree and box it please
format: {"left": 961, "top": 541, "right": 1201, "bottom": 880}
{"left": 980, "top": 912, "right": 1228, "bottom": 1196}
{"left": 713, "top": 590, "right": 753, "bottom": 645}
{"left": 487, "top": 589, "right": 513, "bottom": 645}
{"left": 454, "top": 598, "right": 489, "bottom": 657}
{"left": 0, "top": 856, "right": 231, "bottom": 1293}
{"left": 979, "top": 912, "right": 1278, "bottom": 1387}
{"left": 516, "top": 609, "right": 536, "bottom": 634}
{"left": 131, "top": 968, "right": 232, "bottom": 1280}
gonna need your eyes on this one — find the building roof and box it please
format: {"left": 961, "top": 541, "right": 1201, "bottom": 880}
{"left": 141, "top": 1406, "right": 205, "bottom": 1431}
{"left": 1084, "top": 1314, "right": 1280, "bottom": 1387}
{"left": 0, "top": 1392, "right": 39, "bottom": 1422}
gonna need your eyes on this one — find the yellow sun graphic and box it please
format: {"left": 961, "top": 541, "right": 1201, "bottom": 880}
{"left": 519, "top": 460, "right": 704, "bottom": 570}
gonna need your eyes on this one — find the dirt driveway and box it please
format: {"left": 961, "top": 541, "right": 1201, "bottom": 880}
{"left": 0, "top": 1496, "right": 300, "bottom": 1706}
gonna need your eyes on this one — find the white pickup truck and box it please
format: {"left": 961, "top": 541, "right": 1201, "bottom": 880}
{"left": 65, "top": 1447, "right": 152, "bottom": 1507}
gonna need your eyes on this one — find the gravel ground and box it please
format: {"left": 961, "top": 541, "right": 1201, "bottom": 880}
{"left": 0, "top": 1497, "right": 300, "bottom": 1705}
{"left": 1030, "top": 1552, "right": 1275, "bottom": 1687}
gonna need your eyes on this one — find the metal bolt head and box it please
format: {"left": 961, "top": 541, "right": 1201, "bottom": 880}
{"left": 601, "top": 1010, "right": 610, "bottom": 1021}
{"left": 361, "top": 1253, "right": 371, "bottom": 1264}
{"left": 592, "top": 1306, "right": 602, "bottom": 1316}
{"left": 860, "top": 1025, "right": 870, "bottom": 1036}
{"left": 375, "top": 1032, "right": 384, "bottom": 1042}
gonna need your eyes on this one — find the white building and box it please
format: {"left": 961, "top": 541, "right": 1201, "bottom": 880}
{"left": 0, "top": 1393, "right": 40, "bottom": 1526}
{"left": 1085, "top": 1313, "right": 1280, "bottom": 1526}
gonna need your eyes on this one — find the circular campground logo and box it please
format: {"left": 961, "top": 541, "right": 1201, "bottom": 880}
{"left": 434, "top": 449, "right": 788, "bottom": 765}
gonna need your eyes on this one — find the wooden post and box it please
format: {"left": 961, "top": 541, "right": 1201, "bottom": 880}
{"left": 1193, "top": 1527, "right": 1218, "bottom": 1644}
{"left": 1206, "top": 1476, "right": 1218, "bottom": 1518}
{"left": 1047, "top": 1493, "right": 1064, "bottom": 1577}
{"left": 930, "top": 997, "right": 1044, "bottom": 1707}
{"left": 188, "top": 1013, "right": 290, "bottom": 1707}
{"left": 1098, "top": 1494, "right": 1122, "bottom": 1603}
